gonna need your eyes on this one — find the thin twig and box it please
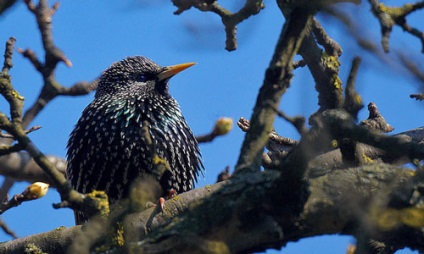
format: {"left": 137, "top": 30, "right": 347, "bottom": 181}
{"left": 172, "top": 0, "right": 264, "bottom": 51}
{"left": 216, "top": 166, "right": 231, "bottom": 183}
{"left": 312, "top": 18, "right": 342, "bottom": 56}
{"left": 293, "top": 59, "right": 306, "bottom": 69}
{"left": 1, "top": 37, "right": 15, "bottom": 74}
{"left": 410, "top": 94, "right": 424, "bottom": 101}
{"left": 344, "top": 57, "right": 364, "bottom": 120}
{"left": 0, "top": 177, "right": 15, "bottom": 202}
{"left": 0, "top": 182, "right": 49, "bottom": 215}
{"left": 0, "top": 125, "right": 41, "bottom": 139}
{"left": 19, "top": 0, "right": 95, "bottom": 128}
{"left": 368, "top": 0, "right": 424, "bottom": 53}
{"left": 196, "top": 117, "right": 233, "bottom": 143}
{"left": 0, "top": 143, "right": 25, "bottom": 155}
{"left": 0, "top": 218, "right": 18, "bottom": 239}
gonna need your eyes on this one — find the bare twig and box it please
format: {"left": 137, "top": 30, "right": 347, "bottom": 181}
{"left": 293, "top": 59, "right": 306, "bottom": 69}
{"left": 235, "top": 8, "right": 313, "bottom": 173}
{"left": 410, "top": 94, "right": 424, "bottom": 101}
{"left": 196, "top": 117, "right": 233, "bottom": 143}
{"left": 0, "top": 143, "right": 25, "bottom": 155}
{"left": 0, "top": 0, "right": 17, "bottom": 15}
{"left": 0, "top": 177, "right": 14, "bottom": 202}
{"left": 172, "top": 0, "right": 264, "bottom": 51}
{"left": 19, "top": 0, "right": 94, "bottom": 128}
{"left": 312, "top": 18, "right": 342, "bottom": 56}
{"left": 0, "top": 125, "right": 41, "bottom": 139}
{"left": 237, "top": 117, "right": 298, "bottom": 161}
{"left": 2, "top": 37, "right": 15, "bottom": 74}
{"left": 0, "top": 37, "right": 24, "bottom": 127}
{"left": 323, "top": 6, "right": 386, "bottom": 59}
{"left": 268, "top": 103, "right": 308, "bottom": 135}
{"left": 343, "top": 57, "right": 364, "bottom": 120}
{"left": 0, "top": 154, "right": 66, "bottom": 187}
{"left": 58, "top": 80, "right": 98, "bottom": 96}
{"left": 0, "top": 37, "right": 87, "bottom": 216}
{"left": 16, "top": 48, "right": 42, "bottom": 72}
{"left": 0, "top": 182, "right": 49, "bottom": 214}
{"left": 216, "top": 166, "right": 231, "bottom": 183}
{"left": 0, "top": 218, "right": 18, "bottom": 239}
{"left": 397, "top": 53, "right": 424, "bottom": 85}
{"left": 368, "top": 0, "right": 424, "bottom": 53}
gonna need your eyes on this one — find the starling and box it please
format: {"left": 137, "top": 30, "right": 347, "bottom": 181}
{"left": 66, "top": 56, "right": 203, "bottom": 224}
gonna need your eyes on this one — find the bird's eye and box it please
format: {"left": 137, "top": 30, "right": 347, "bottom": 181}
{"left": 135, "top": 74, "right": 148, "bottom": 82}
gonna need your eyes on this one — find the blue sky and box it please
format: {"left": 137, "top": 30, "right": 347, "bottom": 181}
{"left": 0, "top": 1, "right": 422, "bottom": 253}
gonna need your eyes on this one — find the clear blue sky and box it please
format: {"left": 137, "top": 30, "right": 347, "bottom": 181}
{"left": 0, "top": 1, "right": 422, "bottom": 253}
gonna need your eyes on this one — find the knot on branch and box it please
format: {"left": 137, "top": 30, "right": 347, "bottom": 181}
{"left": 360, "top": 102, "right": 394, "bottom": 133}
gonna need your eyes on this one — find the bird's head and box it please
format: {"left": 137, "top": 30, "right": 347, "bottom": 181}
{"left": 95, "top": 56, "right": 195, "bottom": 99}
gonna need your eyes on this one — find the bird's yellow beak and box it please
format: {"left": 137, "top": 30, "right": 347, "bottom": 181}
{"left": 157, "top": 62, "right": 196, "bottom": 81}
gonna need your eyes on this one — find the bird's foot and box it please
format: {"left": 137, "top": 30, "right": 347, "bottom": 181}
{"left": 167, "top": 188, "right": 177, "bottom": 199}
{"left": 158, "top": 189, "right": 178, "bottom": 211}
{"left": 147, "top": 189, "right": 178, "bottom": 212}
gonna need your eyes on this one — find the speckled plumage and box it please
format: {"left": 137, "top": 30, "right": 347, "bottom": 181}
{"left": 66, "top": 56, "right": 202, "bottom": 224}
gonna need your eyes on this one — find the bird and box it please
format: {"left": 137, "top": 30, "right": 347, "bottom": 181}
{"left": 66, "top": 56, "right": 203, "bottom": 225}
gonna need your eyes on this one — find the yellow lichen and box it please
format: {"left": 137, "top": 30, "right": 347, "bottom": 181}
{"left": 11, "top": 90, "right": 24, "bottom": 100}
{"left": 399, "top": 207, "right": 424, "bottom": 228}
{"left": 354, "top": 93, "right": 362, "bottom": 104}
{"left": 362, "top": 154, "right": 374, "bottom": 164}
{"left": 86, "top": 190, "right": 110, "bottom": 219}
{"left": 55, "top": 226, "right": 66, "bottom": 231}
{"left": 322, "top": 51, "right": 340, "bottom": 72}
{"left": 333, "top": 75, "right": 342, "bottom": 90}
{"left": 200, "top": 240, "right": 231, "bottom": 254}
{"left": 24, "top": 243, "right": 46, "bottom": 254}
{"left": 378, "top": 3, "right": 413, "bottom": 17}
{"left": 113, "top": 222, "right": 125, "bottom": 247}
{"left": 371, "top": 207, "right": 400, "bottom": 231}
{"left": 371, "top": 206, "right": 424, "bottom": 231}
{"left": 152, "top": 155, "right": 170, "bottom": 170}
{"left": 172, "top": 195, "right": 181, "bottom": 201}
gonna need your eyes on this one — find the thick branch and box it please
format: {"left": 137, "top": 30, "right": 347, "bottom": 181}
{"left": 2, "top": 164, "right": 422, "bottom": 253}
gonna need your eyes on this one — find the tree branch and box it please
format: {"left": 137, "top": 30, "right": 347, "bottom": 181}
{"left": 172, "top": 0, "right": 264, "bottom": 51}
{"left": 368, "top": 0, "right": 424, "bottom": 53}
{"left": 235, "top": 8, "right": 313, "bottom": 173}
{"left": 0, "top": 0, "right": 17, "bottom": 16}
{"left": 2, "top": 163, "right": 423, "bottom": 253}
{"left": 0, "top": 153, "right": 66, "bottom": 187}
